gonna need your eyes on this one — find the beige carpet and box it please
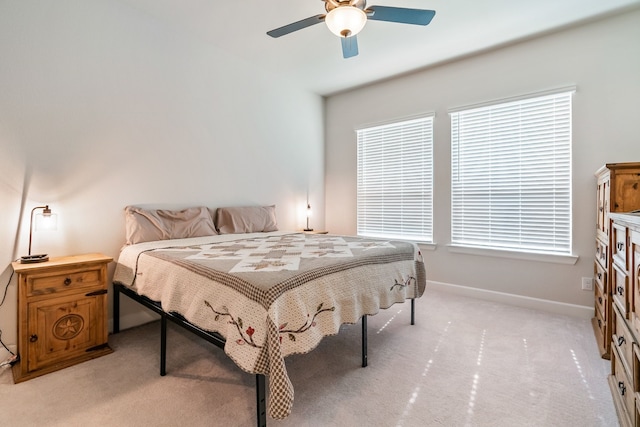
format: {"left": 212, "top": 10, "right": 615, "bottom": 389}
{"left": 0, "top": 288, "right": 616, "bottom": 426}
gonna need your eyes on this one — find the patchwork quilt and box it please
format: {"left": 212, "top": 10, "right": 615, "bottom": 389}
{"left": 113, "top": 231, "right": 426, "bottom": 419}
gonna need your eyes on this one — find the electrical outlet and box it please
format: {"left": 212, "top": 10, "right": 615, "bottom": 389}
{"left": 582, "top": 277, "right": 593, "bottom": 291}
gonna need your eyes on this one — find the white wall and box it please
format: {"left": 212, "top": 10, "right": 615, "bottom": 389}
{"left": 0, "top": 1, "right": 325, "bottom": 361}
{"left": 325, "top": 9, "right": 640, "bottom": 312}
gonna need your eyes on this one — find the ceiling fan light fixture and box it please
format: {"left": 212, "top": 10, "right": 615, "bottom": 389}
{"left": 325, "top": 6, "right": 367, "bottom": 38}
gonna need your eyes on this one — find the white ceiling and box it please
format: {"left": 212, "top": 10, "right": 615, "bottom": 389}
{"left": 119, "top": 0, "right": 639, "bottom": 95}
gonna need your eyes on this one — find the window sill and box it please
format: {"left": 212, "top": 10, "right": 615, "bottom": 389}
{"left": 358, "top": 233, "right": 436, "bottom": 249}
{"left": 417, "top": 242, "right": 437, "bottom": 251}
{"left": 447, "top": 244, "right": 578, "bottom": 265}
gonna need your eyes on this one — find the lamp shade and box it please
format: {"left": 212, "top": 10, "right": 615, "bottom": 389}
{"left": 325, "top": 6, "right": 367, "bottom": 38}
{"left": 35, "top": 210, "right": 58, "bottom": 231}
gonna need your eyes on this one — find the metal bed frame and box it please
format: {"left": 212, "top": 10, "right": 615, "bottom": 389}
{"left": 112, "top": 282, "right": 415, "bottom": 427}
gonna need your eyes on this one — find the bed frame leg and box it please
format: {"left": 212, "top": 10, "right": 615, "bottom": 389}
{"left": 113, "top": 284, "right": 120, "bottom": 334}
{"left": 160, "top": 314, "right": 167, "bottom": 376}
{"left": 411, "top": 298, "right": 415, "bottom": 325}
{"left": 361, "top": 315, "right": 368, "bottom": 368}
{"left": 256, "top": 374, "right": 266, "bottom": 427}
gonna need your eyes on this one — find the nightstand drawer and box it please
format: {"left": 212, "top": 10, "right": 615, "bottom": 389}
{"left": 27, "top": 268, "right": 103, "bottom": 296}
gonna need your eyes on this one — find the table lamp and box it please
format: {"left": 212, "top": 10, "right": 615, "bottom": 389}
{"left": 20, "top": 205, "right": 57, "bottom": 263}
{"left": 304, "top": 203, "right": 313, "bottom": 232}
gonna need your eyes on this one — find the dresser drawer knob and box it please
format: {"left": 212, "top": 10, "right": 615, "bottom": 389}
{"left": 618, "top": 286, "right": 624, "bottom": 296}
{"left": 64, "top": 278, "right": 72, "bottom": 286}
{"left": 619, "top": 381, "right": 626, "bottom": 396}
{"left": 29, "top": 334, "right": 38, "bottom": 343}
{"left": 598, "top": 297, "right": 603, "bottom": 304}
{"left": 597, "top": 272, "right": 602, "bottom": 280}
{"left": 618, "top": 336, "right": 626, "bottom": 346}
{"left": 617, "top": 242, "right": 624, "bottom": 251}
{"left": 597, "top": 319, "right": 602, "bottom": 328}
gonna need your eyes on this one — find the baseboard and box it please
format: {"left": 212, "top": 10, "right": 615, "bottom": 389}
{"left": 427, "top": 280, "right": 594, "bottom": 319}
{"left": 108, "top": 310, "right": 159, "bottom": 333}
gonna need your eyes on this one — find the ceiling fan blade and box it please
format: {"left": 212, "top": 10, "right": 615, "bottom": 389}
{"left": 341, "top": 35, "right": 359, "bottom": 59}
{"left": 367, "top": 6, "right": 435, "bottom": 26}
{"left": 267, "top": 14, "right": 325, "bottom": 38}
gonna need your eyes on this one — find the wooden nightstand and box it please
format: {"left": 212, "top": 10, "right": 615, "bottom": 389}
{"left": 11, "top": 253, "right": 113, "bottom": 383}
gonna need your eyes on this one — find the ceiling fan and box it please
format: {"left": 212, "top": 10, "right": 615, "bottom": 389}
{"left": 266, "top": 0, "right": 436, "bottom": 59}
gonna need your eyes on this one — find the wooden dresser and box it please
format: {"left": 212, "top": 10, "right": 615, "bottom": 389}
{"left": 11, "top": 253, "right": 113, "bottom": 383}
{"left": 609, "top": 212, "right": 640, "bottom": 426}
{"left": 593, "top": 163, "right": 640, "bottom": 359}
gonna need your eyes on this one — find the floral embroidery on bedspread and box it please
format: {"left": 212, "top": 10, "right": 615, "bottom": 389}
{"left": 390, "top": 276, "right": 417, "bottom": 292}
{"left": 204, "top": 300, "right": 336, "bottom": 347}
{"left": 277, "top": 302, "right": 336, "bottom": 344}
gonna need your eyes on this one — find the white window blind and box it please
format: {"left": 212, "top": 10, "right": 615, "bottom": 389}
{"left": 357, "top": 115, "right": 433, "bottom": 242}
{"left": 450, "top": 90, "right": 573, "bottom": 254}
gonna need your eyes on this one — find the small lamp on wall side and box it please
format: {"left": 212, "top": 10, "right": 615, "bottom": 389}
{"left": 304, "top": 203, "right": 313, "bottom": 232}
{"left": 20, "top": 205, "right": 57, "bottom": 264}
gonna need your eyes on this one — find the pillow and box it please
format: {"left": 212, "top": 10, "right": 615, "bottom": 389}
{"left": 215, "top": 205, "right": 278, "bottom": 234}
{"left": 124, "top": 206, "right": 218, "bottom": 245}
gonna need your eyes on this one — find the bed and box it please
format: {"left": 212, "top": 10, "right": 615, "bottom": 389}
{"left": 111, "top": 205, "right": 426, "bottom": 425}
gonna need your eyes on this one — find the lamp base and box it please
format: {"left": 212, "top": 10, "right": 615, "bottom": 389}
{"left": 303, "top": 228, "right": 314, "bottom": 232}
{"left": 20, "top": 254, "right": 49, "bottom": 264}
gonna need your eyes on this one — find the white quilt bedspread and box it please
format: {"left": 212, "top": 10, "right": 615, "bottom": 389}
{"left": 113, "top": 231, "right": 426, "bottom": 419}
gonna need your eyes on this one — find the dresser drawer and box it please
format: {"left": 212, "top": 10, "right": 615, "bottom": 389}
{"left": 596, "top": 239, "right": 609, "bottom": 270}
{"left": 594, "top": 307, "right": 606, "bottom": 344}
{"left": 633, "top": 234, "right": 640, "bottom": 344}
{"left": 613, "top": 262, "right": 630, "bottom": 319}
{"left": 611, "top": 346, "right": 635, "bottom": 423}
{"left": 595, "top": 282, "right": 606, "bottom": 319}
{"left": 594, "top": 260, "right": 607, "bottom": 293}
{"left": 613, "top": 222, "right": 629, "bottom": 270}
{"left": 635, "top": 346, "right": 640, "bottom": 427}
{"left": 613, "top": 304, "right": 634, "bottom": 375}
{"left": 27, "top": 267, "right": 103, "bottom": 297}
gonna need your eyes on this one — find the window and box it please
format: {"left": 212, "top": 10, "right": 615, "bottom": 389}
{"left": 356, "top": 115, "right": 433, "bottom": 242}
{"left": 450, "top": 89, "right": 574, "bottom": 255}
